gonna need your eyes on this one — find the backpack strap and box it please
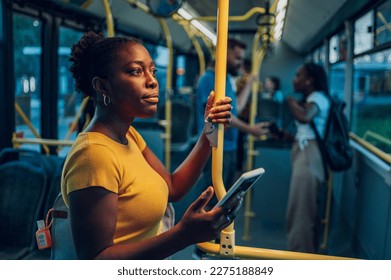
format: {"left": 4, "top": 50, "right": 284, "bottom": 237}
{"left": 310, "top": 93, "right": 334, "bottom": 181}
{"left": 310, "top": 94, "right": 333, "bottom": 181}
{"left": 310, "top": 121, "right": 329, "bottom": 180}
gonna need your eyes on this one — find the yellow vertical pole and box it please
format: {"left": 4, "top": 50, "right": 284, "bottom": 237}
{"left": 242, "top": 0, "right": 278, "bottom": 242}
{"left": 212, "top": 0, "right": 235, "bottom": 258}
{"left": 159, "top": 19, "right": 173, "bottom": 171}
{"left": 320, "top": 171, "right": 333, "bottom": 249}
{"left": 242, "top": 30, "right": 262, "bottom": 240}
{"left": 102, "top": 0, "right": 115, "bottom": 38}
{"left": 212, "top": 0, "right": 229, "bottom": 201}
{"left": 243, "top": 43, "right": 266, "bottom": 241}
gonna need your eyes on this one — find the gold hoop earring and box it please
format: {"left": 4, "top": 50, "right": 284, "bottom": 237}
{"left": 103, "top": 94, "right": 111, "bottom": 107}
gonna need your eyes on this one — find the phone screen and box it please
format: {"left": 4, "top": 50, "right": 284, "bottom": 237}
{"left": 213, "top": 168, "right": 265, "bottom": 209}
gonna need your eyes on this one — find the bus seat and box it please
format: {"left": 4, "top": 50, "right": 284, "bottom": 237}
{"left": 50, "top": 193, "right": 77, "bottom": 260}
{"left": 49, "top": 196, "right": 174, "bottom": 260}
{"left": 0, "top": 148, "right": 47, "bottom": 260}
{"left": 257, "top": 99, "right": 282, "bottom": 125}
{"left": 157, "top": 100, "right": 194, "bottom": 152}
{"left": 171, "top": 101, "right": 194, "bottom": 152}
{"left": 42, "top": 157, "right": 65, "bottom": 218}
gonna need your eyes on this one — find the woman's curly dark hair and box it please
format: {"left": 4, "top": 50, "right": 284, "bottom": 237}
{"left": 69, "top": 31, "right": 140, "bottom": 98}
{"left": 303, "top": 62, "right": 329, "bottom": 96}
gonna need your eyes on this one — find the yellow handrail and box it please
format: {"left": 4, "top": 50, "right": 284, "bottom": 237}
{"left": 376, "top": 11, "right": 391, "bottom": 34}
{"left": 172, "top": 14, "right": 206, "bottom": 76}
{"left": 212, "top": 0, "right": 229, "bottom": 200}
{"left": 13, "top": 135, "right": 74, "bottom": 147}
{"left": 57, "top": 96, "right": 90, "bottom": 153}
{"left": 320, "top": 172, "right": 333, "bottom": 249}
{"left": 62, "top": 96, "right": 90, "bottom": 142}
{"left": 210, "top": 0, "right": 234, "bottom": 257}
{"left": 194, "top": 7, "right": 266, "bottom": 22}
{"left": 243, "top": 0, "right": 278, "bottom": 241}
{"left": 243, "top": 39, "right": 266, "bottom": 241}
{"left": 159, "top": 18, "right": 174, "bottom": 171}
{"left": 363, "top": 130, "right": 391, "bottom": 151}
{"left": 350, "top": 132, "right": 391, "bottom": 164}
{"left": 14, "top": 102, "right": 50, "bottom": 154}
{"left": 102, "top": 0, "right": 115, "bottom": 37}
{"left": 80, "top": 0, "right": 93, "bottom": 9}
{"left": 197, "top": 241, "right": 355, "bottom": 260}
{"left": 125, "top": 0, "right": 150, "bottom": 14}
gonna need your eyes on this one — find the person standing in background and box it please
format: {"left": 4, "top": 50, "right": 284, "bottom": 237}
{"left": 195, "top": 38, "right": 268, "bottom": 189}
{"left": 285, "top": 62, "right": 331, "bottom": 253}
{"left": 262, "top": 76, "right": 284, "bottom": 103}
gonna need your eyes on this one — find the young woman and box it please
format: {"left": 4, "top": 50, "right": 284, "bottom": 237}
{"left": 285, "top": 62, "right": 330, "bottom": 253}
{"left": 61, "top": 31, "right": 243, "bottom": 259}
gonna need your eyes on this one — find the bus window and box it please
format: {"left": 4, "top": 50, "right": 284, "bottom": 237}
{"left": 375, "top": 0, "right": 391, "bottom": 47}
{"left": 313, "top": 44, "right": 326, "bottom": 66}
{"left": 352, "top": 49, "right": 391, "bottom": 154}
{"left": 13, "top": 14, "right": 42, "bottom": 152}
{"left": 57, "top": 27, "right": 83, "bottom": 157}
{"left": 329, "top": 62, "right": 346, "bottom": 101}
{"left": 329, "top": 31, "right": 347, "bottom": 64}
{"left": 354, "top": 10, "right": 374, "bottom": 55}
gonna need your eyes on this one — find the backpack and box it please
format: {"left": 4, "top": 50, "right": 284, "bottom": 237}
{"left": 311, "top": 96, "right": 353, "bottom": 177}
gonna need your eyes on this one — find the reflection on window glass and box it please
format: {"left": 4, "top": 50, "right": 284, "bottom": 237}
{"left": 329, "top": 35, "right": 339, "bottom": 64}
{"left": 376, "top": 0, "right": 391, "bottom": 46}
{"left": 330, "top": 32, "right": 347, "bottom": 64}
{"left": 319, "top": 45, "right": 326, "bottom": 65}
{"left": 354, "top": 11, "right": 374, "bottom": 55}
{"left": 314, "top": 45, "right": 326, "bottom": 65}
{"left": 353, "top": 49, "right": 391, "bottom": 153}
{"left": 305, "top": 53, "right": 312, "bottom": 62}
{"left": 329, "top": 62, "right": 345, "bottom": 101}
{"left": 176, "top": 55, "right": 186, "bottom": 90}
{"left": 313, "top": 48, "right": 319, "bottom": 63}
{"left": 57, "top": 27, "right": 83, "bottom": 157}
{"left": 339, "top": 33, "right": 347, "bottom": 61}
{"left": 13, "top": 14, "right": 42, "bottom": 152}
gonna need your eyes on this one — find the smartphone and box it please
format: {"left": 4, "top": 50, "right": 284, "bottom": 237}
{"left": 213, "top": 167, "right": 265, "bottom": 209}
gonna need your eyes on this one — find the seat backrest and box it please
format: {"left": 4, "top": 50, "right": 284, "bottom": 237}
{"left": 257, "top": 99, "right": 282, "bottom": 123}
{"left": 171, "top": 101, "right": 193, "bottom": 144}
{"left": 50, "top": 193, "right": 77, "bottom": 260}
{"left": 0, "top": 148, "right": 47, "bottom": 255}
{"left": 42, "top": 156, "right": 65, "bottom": 217}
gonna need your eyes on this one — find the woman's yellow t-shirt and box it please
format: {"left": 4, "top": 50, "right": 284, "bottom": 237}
{"left": 61, "top": 126, "right": 169, "bottom": 244}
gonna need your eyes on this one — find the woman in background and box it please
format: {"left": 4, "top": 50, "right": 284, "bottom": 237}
{"left": 285, "top": 62, "right": 330, "bottom": 253}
